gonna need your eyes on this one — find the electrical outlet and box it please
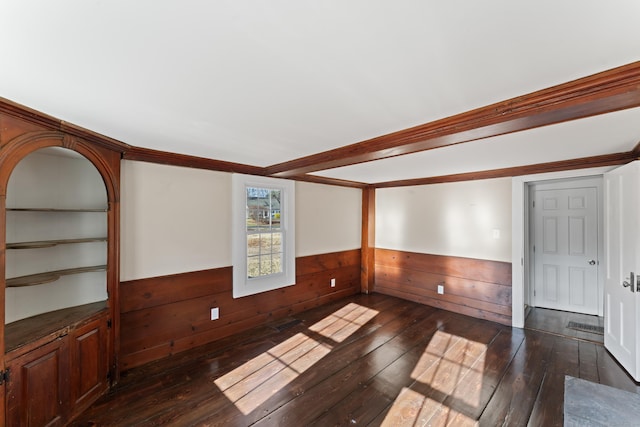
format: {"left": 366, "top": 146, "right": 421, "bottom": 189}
{"left": 331, "top": 278, "right": 336, "bottom": 287}
{"left": 437, "top": 284, "right": 444, "bottom": 295}
{"left": 210, "top": 307, "right": 219, "bottom": 320}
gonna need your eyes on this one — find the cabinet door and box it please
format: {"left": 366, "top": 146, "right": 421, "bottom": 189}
{"left": 70, "top": 314, "right": 109, "bottom": 417}
{"left": 5, "top": 338, "right": 70, "bottom": 427}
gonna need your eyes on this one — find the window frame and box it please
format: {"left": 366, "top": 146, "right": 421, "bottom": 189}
{"left": 232, "top": 174, "right": 296, "bottom": 298}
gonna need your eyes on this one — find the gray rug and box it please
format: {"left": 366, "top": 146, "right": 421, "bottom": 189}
{"left": 564, "top": 376, "right": 640, "bottom": 426}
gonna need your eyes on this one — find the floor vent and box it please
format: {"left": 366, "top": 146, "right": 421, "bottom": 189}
{"left": 567, "top": 321, "right": 604, "bottom": 335}
{"left": 272, "top": 318, "right": 302, "bottom": 332}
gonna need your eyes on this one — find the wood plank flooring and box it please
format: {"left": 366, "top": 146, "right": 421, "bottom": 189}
{"left": 525, "top": 306, "right": 604, "bottom": 344}
{"left": 71, "top": 294, "right": 639, "bottom": 426}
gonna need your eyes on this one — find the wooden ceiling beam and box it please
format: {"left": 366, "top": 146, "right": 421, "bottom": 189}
{"left": 266, "top": 61, "right": 640, "bottom": 178}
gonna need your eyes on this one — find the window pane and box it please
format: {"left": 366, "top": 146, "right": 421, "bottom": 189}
{"left": 245, "top": 186, "right": 285, "bottom": 279}
{"left": 272, "top": 232, "right": 282, "bottom": 254}
{"left": 247, "top": 234, "right": 260, "bottom": 256}
{"left": 261, "top": 234, "right": 273, "bottom": 252}
{"left": 246, "top": 186, "right": 281, "bottom": 232}
{"left": 248, "top": 256, "right": 260, "bottom": 278}
{"left": 271, "top": 253, "right": 282, "bottom": 274}
{"left": 261, "top": 257, "right": 273, "bottom": 275}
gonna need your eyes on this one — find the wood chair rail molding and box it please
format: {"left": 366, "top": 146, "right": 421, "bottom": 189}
{"left": 266, "top": 61, "right": 640, "bottom": 177}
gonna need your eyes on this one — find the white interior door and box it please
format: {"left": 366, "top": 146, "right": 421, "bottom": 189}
{"left": 531, "top": 184, "right": 599, "bottom": 314}
{"left": 604, "top": 161, "right": 640, "bottom": 381}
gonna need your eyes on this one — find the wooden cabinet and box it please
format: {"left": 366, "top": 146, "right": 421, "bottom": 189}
{"left": 69, "top": 313, "right": 109, "bottom": 418}
{"left": 0, "top": 99, "right": 125, "bottom": 425}
{"left": 6, "top": 337, "right": 69, "bottom": 427}
{"left": 4, "top": 308, "right": 109, "bottom": 426}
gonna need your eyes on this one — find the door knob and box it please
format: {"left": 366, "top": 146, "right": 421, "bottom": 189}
{"left": 588, "top": 260, "right": 596, "bottom": 265}
{"left": 624, "top": 272, "right": 636, "bottom": 292}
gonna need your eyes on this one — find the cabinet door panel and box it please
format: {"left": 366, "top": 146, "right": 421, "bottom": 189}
{"left": 71, "top": 315, "right": 108, "bottom": 416}
{"left": 6, "top": 338, "right": 69, "bottom": 427}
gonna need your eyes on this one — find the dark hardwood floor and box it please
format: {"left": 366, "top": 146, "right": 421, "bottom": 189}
{"left": 525, "top": 306, "right": 604, "bottom": 344}
{"left": 72, "top": 294, "right": 638, "bottom": 426}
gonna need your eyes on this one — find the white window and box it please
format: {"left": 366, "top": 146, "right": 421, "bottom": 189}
{"left": 232, "top": 174, "right": 295, "bottom": 298}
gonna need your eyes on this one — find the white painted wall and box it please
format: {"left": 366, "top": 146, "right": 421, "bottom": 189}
{"left": 295, "top": 181, "right": 361, "bottom": 257}
{"left": 376, "top": 178, "right": 512, "bottom": 262}
{"left": 121, "top": 161, "right": 363, "bottom": 281}
{"left": 120, "top": 161, "right": 232, "bottom": 281}
{"left": 5, "top": 148, "right": 108, "bottom": 323}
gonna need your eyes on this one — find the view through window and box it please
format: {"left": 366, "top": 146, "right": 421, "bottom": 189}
{"left": 246, "top": 186, "right": 283, "bottom": 278}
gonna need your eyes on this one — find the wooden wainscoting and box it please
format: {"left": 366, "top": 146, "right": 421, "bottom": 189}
{"left": 120, "top": 249, "right": 361, "bottom": 370}
{"left": 374, "top": 248, "right": 512, "bottom": 325}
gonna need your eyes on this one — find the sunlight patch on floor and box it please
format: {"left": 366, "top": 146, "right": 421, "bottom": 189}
{"left": 309, "top": 302, "right": 379, "bottom": 343}
{"left": 214, "top": 303, "right": 379, "bottom": 415}
{"left": 382, "top": 387, "right": 479, "bottom": 426}
{"left": 410, "top": 330, "right": 486, "bottom": 408}
{"left": 379, "top": 330, "right": 488, "bottom": 425}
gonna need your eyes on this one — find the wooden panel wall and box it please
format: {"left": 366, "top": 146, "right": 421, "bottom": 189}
{"left": 120, "top": 249, "right": 361, "bottom": 370}
{"left": 374, "top": 248, "right": 512, "bottom": 325}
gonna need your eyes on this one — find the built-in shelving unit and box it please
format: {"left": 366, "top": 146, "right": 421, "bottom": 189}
{"left": 4, "top": 148, "right": 110, "bottom": 325}
{"left": 0, "top": 99, "right": 123, "bottom": 425}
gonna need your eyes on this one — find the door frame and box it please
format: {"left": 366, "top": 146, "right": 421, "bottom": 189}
{"left": 527, "top": 177, "right": 604, "bottom": 315}
{"left": 511, "top": 166, "right": 614, "bottom": 328}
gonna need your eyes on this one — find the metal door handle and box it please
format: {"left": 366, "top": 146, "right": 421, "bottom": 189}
{"left": 588, "top": 260, "right": 596, "bottom": 265}
{"left": 624, "top": 272, "right": 636, "bottom": 292}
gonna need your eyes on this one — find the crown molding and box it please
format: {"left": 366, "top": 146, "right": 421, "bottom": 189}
{"left": 374, "top": 151, "right": 635, "bottom": 188}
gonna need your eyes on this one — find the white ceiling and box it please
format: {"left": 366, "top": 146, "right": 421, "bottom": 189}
{"left": 1, "top": 1, "right": 639, "bottom": 183}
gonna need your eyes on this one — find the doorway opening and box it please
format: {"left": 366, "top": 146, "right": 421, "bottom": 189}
{"left": 511, "top": 168, "right": 613, "bottom": 339}
{"left": 523, "top": 176, "right": 604, "bottom": 343}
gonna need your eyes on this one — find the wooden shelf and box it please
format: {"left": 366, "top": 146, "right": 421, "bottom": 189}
{"left": 5, "top": 301, "right": 108, "bottom": 356}
{"left": 7, "top": 208, "right": 107, "bottom": 212}
{"left": 6, "top": 237, "right": 108, "bottom": 250}
{"left": 6, "top": 265, "right": 107, "bottom": 288}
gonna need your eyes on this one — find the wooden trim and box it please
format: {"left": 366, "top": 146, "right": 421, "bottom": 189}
{"left": 374, "top": 151, "right": 635, "bottom": 187}
{"left": 632, "top": 140, "right": 640, "bottom": 158}
{"left": 0, "top": 97, "right": 129, "bottom": 154}
{"left": 361, "top": 186, "right": 375, "bottom": 293}
{"left": 266, "top": 61, "right": 640, "bottom": 177}
{"left": 124, "top": 147, "right": 368, "bottom": 188}
{"left": 287, "top": 173, "right": 367, "bottom": 189}
{"left": 0, "top": 97, "right": 66, "bottom": 133}
{"left": 123, "top": 146, "right": 266, "bottom": 175}
{"left": 0, "top": 196, "right": 4, "bottom": 359}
